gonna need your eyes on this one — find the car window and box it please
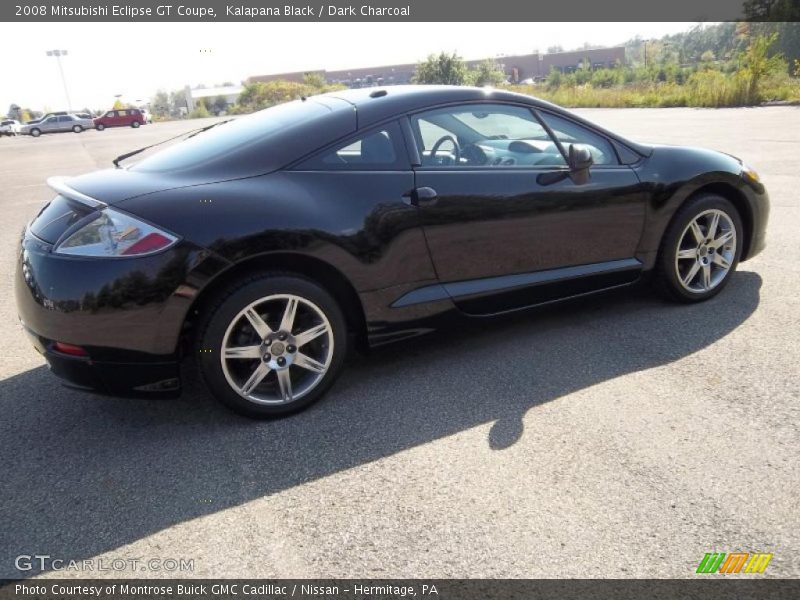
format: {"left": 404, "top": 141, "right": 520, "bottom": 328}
{"left": 296, "top": 122, "right": 407, "bottom": 171}
{"left": 537, "top": 112, "right": 618, "bottom": 166}
{"left": 105, "top": 112, "right": 113, "bottom": 117}
{"left": 58, "top": 116, "right": 72, "bottom": 122}
{"left": 411, "top": 104, "right": 566, "bottom": 168}
{"left": 45, "top": 117, "right": 58, "bottom": 123}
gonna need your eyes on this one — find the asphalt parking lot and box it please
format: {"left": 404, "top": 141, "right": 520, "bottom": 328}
{"left": 1, "top": 108, "right": 798, "bottom": 579}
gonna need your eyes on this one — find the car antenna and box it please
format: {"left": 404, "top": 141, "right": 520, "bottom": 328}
{"left": 112, "top": 119, "right": 233, "bottom": 168}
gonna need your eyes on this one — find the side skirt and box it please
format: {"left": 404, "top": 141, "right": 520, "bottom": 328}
{"left": 392, "top": 258, "right": 643, "bottom": 316}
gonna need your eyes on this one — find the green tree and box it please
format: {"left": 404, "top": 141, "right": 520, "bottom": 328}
{"left": 470, "top": 59, "right": 506, "bottom": 86}
{"left": 546, "top": 67, "right": 563, "bottom": 88}
{"left": 150, "top": 90, "right": 170, "bottom": 119}
{"left": 413, "top": 52, "right": 470, "bottom": 85}
{"left": 739, "top": 32, "right": 787, "bottom": 102}
{"left": 169, "top": 90, "right": 187, "bottom": 117}
{"left": 190, "top": 102, "right": 210, "bottom": 119}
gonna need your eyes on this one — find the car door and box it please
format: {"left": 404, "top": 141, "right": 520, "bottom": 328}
{"left": 407, "top": 103, "right": 647, "bottom": 315}
{"left": 57, "top": 115, "right": 73, "bottom": 131}
{"left": 40, "top": 116, "right": 59, "bottom": 132}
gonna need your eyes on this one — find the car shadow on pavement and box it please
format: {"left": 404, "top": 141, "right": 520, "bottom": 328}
{"left": 0, "top": 273, "right": 761, "bottom": 577}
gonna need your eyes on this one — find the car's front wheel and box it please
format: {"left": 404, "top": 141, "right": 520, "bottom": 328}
{"left": 30, "top": 128, "right": 41, "bottom": 137}
{"left": 96, "top": 123, "right": 105, "bottom": 131}
{"left": 72, "top": 125, "right": 83, "bottom": 133}
{"left": 197, "top": 274, "right": 347, "bottom": 418}
{"left": 656, "top": 193, "right": 743, "bottom": 302}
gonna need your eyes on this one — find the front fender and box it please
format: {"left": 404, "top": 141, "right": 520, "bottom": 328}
{"left": 633, "top": 145, "right": 766, "bottom": 268}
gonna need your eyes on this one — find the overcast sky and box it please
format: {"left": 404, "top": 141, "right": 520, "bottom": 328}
{"left": 3, "top": 22, "right": 701, "bottom": 113}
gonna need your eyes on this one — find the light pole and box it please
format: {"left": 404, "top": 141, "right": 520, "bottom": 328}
{"left": 46, "top": 49, "right": 72, "bottom": 111}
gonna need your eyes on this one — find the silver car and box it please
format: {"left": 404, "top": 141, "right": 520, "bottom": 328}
{"left": 22, "top": 114, "right": 94, "bottom": 137}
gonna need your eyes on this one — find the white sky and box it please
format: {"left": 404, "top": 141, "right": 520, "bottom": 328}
{"left": 2, "top": 22, "right": 701, "bottom": 113}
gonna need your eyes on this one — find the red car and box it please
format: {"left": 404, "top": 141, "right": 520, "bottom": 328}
{"left": 94, "top": 108, "right": 145, "bottom": 131}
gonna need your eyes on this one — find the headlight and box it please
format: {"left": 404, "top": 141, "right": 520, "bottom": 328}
{"left": 54, "top": 208, "right": 179, "bottom": 257}
{"left": 742, "top": 164, "right": 760, "bottom": 183}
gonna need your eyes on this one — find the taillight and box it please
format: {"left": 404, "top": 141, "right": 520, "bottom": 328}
{"left": 121, "top": 232, "right": 173, "bottom": 255}
{"left": 54, "top": 208, "right": 178, "bottom": 257}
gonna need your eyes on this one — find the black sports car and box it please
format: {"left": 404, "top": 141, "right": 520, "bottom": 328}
{"left": 15, "top": 86, "right": 769, "bottom": 417}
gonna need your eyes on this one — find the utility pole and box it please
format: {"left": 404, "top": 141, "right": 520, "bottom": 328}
{"left": 46, "top": 50, "right": 72, "bottom": 111}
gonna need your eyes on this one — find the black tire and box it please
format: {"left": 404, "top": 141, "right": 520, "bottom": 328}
{"left": 131, "top": 121, "right": 140, "bottom": 128}
{"left": 654, "top": 193, "right": 743, "bottom": 303}
{"left": 96, "top": 123, "right": 105, "bottom": 131}
{"left": 30, "top": 128, "right": 41, "bottom": 137}
{"left": 72, "top": 125, "right": 83, "bottom": 133}
{"left": 196, "top": 273, "right": 348, "bottom": 418}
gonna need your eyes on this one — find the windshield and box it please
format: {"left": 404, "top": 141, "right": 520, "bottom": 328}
{"left": 131, "top": 99, "right": 332, "bottom": 173}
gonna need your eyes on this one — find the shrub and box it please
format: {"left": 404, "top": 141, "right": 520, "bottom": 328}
{"left": 189, "top": 103, "right": 210, "bottom": 118}
{"left": 234, "top": 80, "right": 346, "bottom": 113}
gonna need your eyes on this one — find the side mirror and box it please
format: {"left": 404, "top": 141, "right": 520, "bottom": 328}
{"left": 568, "top": 143, "right": 594, "bottom": 172}
{"left": 568, "top": 143, "right": 593, "bottom": 185}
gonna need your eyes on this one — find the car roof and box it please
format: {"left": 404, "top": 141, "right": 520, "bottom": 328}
{"left": 320, "top": 85, "right": 541, "bottom": 127}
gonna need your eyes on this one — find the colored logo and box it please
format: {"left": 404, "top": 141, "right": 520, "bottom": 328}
{"left": 696, "top": 552, "right": 773, "bottom": 574}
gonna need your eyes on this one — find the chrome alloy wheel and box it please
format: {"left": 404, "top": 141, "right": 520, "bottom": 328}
{"left": 675, "top": 209, "right": 737, "bottom": 294}
{"left": 220, "top": 294, "right": 333, "bottom": 404}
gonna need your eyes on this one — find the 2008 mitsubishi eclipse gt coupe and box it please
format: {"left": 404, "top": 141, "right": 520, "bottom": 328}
{"left": 16, "top": 86, "right": 769, "bottom": 418}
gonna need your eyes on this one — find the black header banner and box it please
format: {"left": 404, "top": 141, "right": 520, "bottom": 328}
{"left": 3, "top": 0, "right": 800, "bottom": 22}
{"left": 2, "top": 579, "right": 800, "bottom": 600}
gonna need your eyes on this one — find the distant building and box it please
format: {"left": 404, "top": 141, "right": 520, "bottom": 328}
{"left": 185, "top": 84, "right": 244, "bottom": 113}
{"left": 248, "top": 47, "right": 625, "bottom": 88}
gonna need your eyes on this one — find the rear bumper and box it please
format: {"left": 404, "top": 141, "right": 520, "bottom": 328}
{"left": 21, "top": 323, "right": 181, "bottom": 398}
{"left": 13, "top": 228, "right": 216, "bottom": 398}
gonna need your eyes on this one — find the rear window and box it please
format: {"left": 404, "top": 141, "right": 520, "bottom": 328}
{"left": 131, "top": 99, "right": 333, "bottom": 173}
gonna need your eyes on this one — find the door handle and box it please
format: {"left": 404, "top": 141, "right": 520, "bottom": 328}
{"left": 404, "top": 186, "right": 438, "bottom": 207}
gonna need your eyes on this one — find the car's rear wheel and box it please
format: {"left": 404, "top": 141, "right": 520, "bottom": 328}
{"left": 72, "top": 125, "right": 83, "bottom": 133}
{"left": 655, "top": 193, "right": 742, "bottom": 302}
{"left": 197, "top": 274, "right": 347, "bottom": 418}
{"left": 96, "top": 123, "right": 105, "bottom": 131}
{"left": 30, "top": 128, "right": 41, "bottom": 137}
{"left": 131, "top": 121, "right": 140, "bottom": 128}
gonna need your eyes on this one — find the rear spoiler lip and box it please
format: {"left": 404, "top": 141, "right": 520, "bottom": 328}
{"left": 46, "top": 176, "right": 107, "bottom": 209}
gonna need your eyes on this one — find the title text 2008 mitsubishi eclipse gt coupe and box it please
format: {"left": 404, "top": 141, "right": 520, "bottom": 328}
{"left": 15, "top": 86, "right": 769, "bottom": 418}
